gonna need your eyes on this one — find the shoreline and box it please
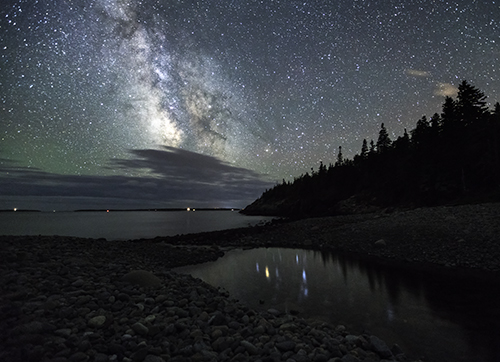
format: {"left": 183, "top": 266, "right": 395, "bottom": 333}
{"left": 2, "top": 202, "right": 499, "bottom": 361}
{"left": 155, "top": 201, "right": 500, "bottom": 273}
{"left": 1, "top": 235, "right": 420, "bottom": 362}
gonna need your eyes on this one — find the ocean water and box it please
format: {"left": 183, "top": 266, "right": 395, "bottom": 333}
{"left": 0, "top": 210, "right": 274, "bottom": 240}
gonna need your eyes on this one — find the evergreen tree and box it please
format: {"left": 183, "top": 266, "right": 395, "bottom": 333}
{"left": 393, "top": 128, "right": 410, "bottom": 152}
{"left": 318, "top": 161, "right": 327, "bottom": 176}
{"left": 369, "top": 139, "right": 376, "bottom": 154}
{"left": 411, "top": 116, "right": 430, "bottom": 147}
{"left": 376, "top": 123, "right": 392, "bottom": 153}
{"left": 492, "top": 102, "right": 500, "bottom": 121}
{"left": 335, "top": 146, "right": 343, "bottom": 166}
{"left": 441, "top": 96, "right": 457, "bottom": 133}
{"left": 456, "top": 80, "right": 488, "bottom": 125}
{"left": 360, "top": 139, "right": 368, "bottom": 158}
{"left": 430, "top": 113, "right": 441, "bottom": 132}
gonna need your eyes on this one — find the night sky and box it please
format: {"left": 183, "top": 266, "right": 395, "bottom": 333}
{"left": 1, "top": 0, "right": 499, "bottom": 210}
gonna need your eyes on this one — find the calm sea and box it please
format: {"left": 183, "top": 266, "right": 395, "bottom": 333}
{"left": 0, "top": 210, "right": 274, "bottom": 240}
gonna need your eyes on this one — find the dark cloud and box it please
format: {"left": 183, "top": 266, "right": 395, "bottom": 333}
{"left": 0, "top": 147, "right": 272, "bottom": 210}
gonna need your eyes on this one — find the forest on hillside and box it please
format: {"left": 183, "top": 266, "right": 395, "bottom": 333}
{"left": 243, "top": 81, "right": 500, "bottom": 217}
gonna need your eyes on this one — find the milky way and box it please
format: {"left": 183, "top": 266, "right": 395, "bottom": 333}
{"left": 1, "top": 0, "right": 499, "bottom": 181}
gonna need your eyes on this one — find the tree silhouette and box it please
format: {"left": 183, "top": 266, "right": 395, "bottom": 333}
{"left": 376, "top": 123, "right": 392, "bottom": 153}
{"left": 456, "top": 80, "right": 488, "bottom": 125}
{"left": 360, "top": 139, "right": 368, "bottom": 159}
{"left": 243, "top": 81, "right": 500, "bottom": 217}
{"left": 335, "top": 146, "right": 344, "bottom": 166}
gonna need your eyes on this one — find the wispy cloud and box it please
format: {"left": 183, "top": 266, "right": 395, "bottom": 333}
{"left": 434, "top": 82, "right": 458, "bottom": 97}
{"left": 0, "top": 147, "right": 272, "bottom": 210}
{"left": 405, "top": 69, "right": 431, "bottom": 78}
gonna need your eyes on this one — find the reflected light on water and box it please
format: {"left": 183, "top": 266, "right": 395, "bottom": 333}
{"left": 386, "top": 303, "right": 395, "bottom": 322}
{"left": 174, "top": 247, "right": 500, "bottom": 362}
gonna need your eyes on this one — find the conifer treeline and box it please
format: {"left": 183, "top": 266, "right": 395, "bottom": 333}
{"left": 244, "top": 81, "right": 500, "bottom": 216}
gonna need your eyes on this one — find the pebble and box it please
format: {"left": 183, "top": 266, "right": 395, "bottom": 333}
{"left": 131, "top": 322, "right": 149, "bottom": 336}
{"left": 88, "top": 315, "right": 106, "bottom": 328}
{"left": 0, "top": 235, "right": 424, "bottom": 362}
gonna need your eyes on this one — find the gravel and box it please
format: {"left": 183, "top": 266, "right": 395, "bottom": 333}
{"left": 1, "top": 235, "right": 418, "bottom": 362}
{"left": 3, "top": 202, "right": 499, "bottom": 362}
{"left": 158, "top": 202, "right": 500, "bottom": 272}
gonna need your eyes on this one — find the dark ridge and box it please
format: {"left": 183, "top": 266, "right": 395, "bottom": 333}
{"left": 242, "top": 80, "right": 500, "bottom": 218}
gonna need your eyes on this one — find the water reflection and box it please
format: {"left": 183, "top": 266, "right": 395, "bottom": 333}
{"left": 174, "top": 248, "right": 500, "bottom": 362}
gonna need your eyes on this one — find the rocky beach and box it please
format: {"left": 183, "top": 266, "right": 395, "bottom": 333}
{"left": 2, "top": 202, "right": 499, "bottom": 362}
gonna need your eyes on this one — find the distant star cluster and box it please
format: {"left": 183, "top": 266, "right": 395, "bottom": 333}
{"left": 1, "top": 0, "right": 499, "bottom": 181}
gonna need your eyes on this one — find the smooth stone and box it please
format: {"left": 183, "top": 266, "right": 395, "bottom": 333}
{"left": 341, "top": 354, "right": 361, "bottom": 362}
{"left": 144, "top": 356, "right": 165, "bottom": 362}
{"left": 131, "top": 322, "right": 149, "bottom": 336}
{"left": 54, "top": 328, "right": 72, "bottom": 337}
{"left": 344, "top": 335, "right": 360, "bottom": 345}
{"left": 241, "top": 340, "right": 259, "bottom": 355}
{"left": 369, "top": 335, "right": 393, "bottom": 358}
{"left": 276, "top": 340, "right": 296, "bottom": 352}
{"left": 68, "top": 351, "right": 89, "bottom": 362}
{"left": 122, "top": 270, "right": 162, "bottom": 288}
{"left": 279, "top": 322, "right": 297, "bottom": 331}
{"left": 72, "top": 279, "right": 85, "bottom": 287}
{"left": 255, "top": 325, "right": 267, "bottom": 334}
{"left": 88, "top": 316, "right": 106, "bottom": 328}
{"left": 130, "top": 348, "right": 148, "bottom": 362}
{"left": 94, "top": 353, "right": 108, "bottom": 362}
{"left": 208, "top": 311, "right": 226, "bottom": 326}
{"left": 267, "top": 308, "right": 281, "bottom": 316}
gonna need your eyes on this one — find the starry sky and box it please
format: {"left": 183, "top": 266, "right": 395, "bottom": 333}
{"left": 1, "top": 0, "right": 499, "bottom": 210}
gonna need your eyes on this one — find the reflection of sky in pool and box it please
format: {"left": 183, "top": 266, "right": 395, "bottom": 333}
{"left": 175, "top": 248, "right": 500, "bottom": 362}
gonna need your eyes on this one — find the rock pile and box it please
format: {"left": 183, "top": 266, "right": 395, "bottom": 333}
{"left": 0, "top": 236, "right": 419, "bottom": 362}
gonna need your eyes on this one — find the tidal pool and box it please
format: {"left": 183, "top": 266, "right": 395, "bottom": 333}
{"left": 175, "top": 247, "right": 500, "bottom": 362}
